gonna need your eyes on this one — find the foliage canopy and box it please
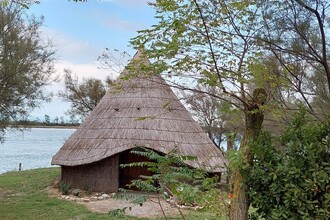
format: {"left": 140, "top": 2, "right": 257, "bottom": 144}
{"left": 59, "top": 69, "right": 112, "bottom": 120}
{"left": 0, "top": 3, "right": 55, "bottom": 140}
{"left": 246, "top": 111, "right": 330, "bottom": 219}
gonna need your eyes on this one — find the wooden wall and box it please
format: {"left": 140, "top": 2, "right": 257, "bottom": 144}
{"left": 60, "top": 149, "right": 220, "bottom": 193}
{"left": 61, "top": 154, "right": 119, "bottom": 192}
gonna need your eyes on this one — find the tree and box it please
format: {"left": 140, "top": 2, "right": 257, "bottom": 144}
{"left": 58, "top": 69, "right": 112, "bottom": 120}
{"left": 0, "top": 1, "right": 40, "bottom": 9}
{"left": 44, "top": 115, "right": 50, "bottom": 125}
{"left": 258, "top": 0, "right": 330, "bottom": 119}
{"left": 130, "top": 0, "right": 330, "bottom": 218}
{"left": 131, "top": 1, "right": 270, "bottom": 219}
{"left": 183, "top": 84, "right": 243, "bottom": 149}
{"left": 309, "top": 71, "right": 330, "bottom": 118}
{"left": 60, "top": 116, "right": 65, "bottom": 124}
{"left": 53, "top": 116, "right": 59, "bottom": 124}
{"left": 97, "top": 47, "right": 131, "bottom": 74}
{"left": 0, "top": 3, "right": 55, "bottom": 141}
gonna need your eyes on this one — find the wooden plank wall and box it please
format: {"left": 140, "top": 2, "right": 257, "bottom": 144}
{"left": 61, "top": 154, "right": 119, "bottom": 192}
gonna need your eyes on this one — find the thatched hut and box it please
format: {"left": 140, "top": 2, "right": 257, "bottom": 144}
{"left": 52, "top": 50, "right": 226, "bottom": 192}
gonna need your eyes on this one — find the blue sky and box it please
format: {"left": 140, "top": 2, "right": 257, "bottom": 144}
{"left": 28, "top": 0, "right": 155, "bottom": 121}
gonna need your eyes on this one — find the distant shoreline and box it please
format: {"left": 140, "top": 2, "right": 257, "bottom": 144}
{"left": 8, "top": 125, "right": 79, "bottom": 129}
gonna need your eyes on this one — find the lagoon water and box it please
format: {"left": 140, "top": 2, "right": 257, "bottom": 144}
{"left": 0, "top": 128, "right": 75, "bottom": 174}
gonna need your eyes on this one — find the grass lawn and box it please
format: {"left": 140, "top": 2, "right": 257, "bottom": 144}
{"left": 0, "top": 168, "right": 225, "bottom": 220}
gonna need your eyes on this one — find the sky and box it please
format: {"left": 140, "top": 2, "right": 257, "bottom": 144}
{"left": 27, "top": 0, "right": 156, "bottom": 121}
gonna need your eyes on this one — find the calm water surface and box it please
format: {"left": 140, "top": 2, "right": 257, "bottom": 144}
{"left": 0, "top": 128, "right": 75, "bottom": 174}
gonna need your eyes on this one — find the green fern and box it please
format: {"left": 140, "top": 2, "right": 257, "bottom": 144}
{"left": 119, "top": 147, "right": 229, "bottom": 219}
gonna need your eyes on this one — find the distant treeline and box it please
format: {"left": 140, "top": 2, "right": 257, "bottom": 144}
{"left": 10, "top": 114, "right": 81, "bottom": 128}
{"left": 11, "top": 120, "right": 80, "bottom": 127}
{"left": 10, "top": 120, "right": 80, "bottom": 127}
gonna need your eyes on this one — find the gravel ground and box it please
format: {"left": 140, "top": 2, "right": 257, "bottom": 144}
{"left": 82, "top": 195, "right": 182, "bottom": 219}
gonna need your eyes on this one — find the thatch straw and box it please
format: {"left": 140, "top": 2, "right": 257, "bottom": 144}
{"left": 52, "top": 50, "right": 226, "bottom": 172}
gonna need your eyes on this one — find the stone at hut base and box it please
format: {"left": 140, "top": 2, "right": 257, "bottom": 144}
{"left": 97, "top": 193, "right": 110, "bottom": 200}
{"left": 90, "top": 196, "right": 98, "bottom": 201}
{"left": 83, "top": 198, "right": 90, "bottom": 202}
{"left": 72, "top": 189, "right": 81, "bottom": 197}
{"left": 101, "top": 194, "right": 110, "bottom": 199}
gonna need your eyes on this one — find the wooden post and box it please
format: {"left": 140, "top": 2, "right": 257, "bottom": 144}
{"left": 19, "top": 163, "right": 22, "bottom": 171}
{"left": 226, "top": 172, "right": 230, "bottom": 184}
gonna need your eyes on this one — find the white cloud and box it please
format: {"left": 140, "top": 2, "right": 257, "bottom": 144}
{"left": 41, "top": 27, "right": 102, "bottom": 63}
{"left": 54, "top": 60, "right": 118, "bottom": 81}
{"left": 100, "top": 0, "right": 152, "bottom": 6}
{"left": 90, "top": 0, "right": 154, "bottom": 32}
{"left": 100, "top": 15, "right": 144, "bottom": 32}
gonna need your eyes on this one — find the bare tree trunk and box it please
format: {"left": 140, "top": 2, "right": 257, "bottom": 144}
{"left": 229, "top": 88, "right": 267, "bottom": 220}
{"left": 229, "top": 169, "right": 250, "bottom": 220}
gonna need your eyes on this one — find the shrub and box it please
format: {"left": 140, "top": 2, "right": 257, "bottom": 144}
{"left": 245, "top": 111, "right": 330, "bottom": 219}
{"left": 60, "top": 182, "right": 71, "bottom": 195}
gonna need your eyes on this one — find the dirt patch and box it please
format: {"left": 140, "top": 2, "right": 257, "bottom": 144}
{"left": 0, "top": 188, "right": 22, "bottom": 197}
{"left": 47, "top": 186, "right": 183, "bottom": 219}
{"left": 0, "top": 188, "right": 13, "bottom": 197}
{"left": 46, "top": 186, "right": 60, "bottom": 197}
{"left": 83, "top": 195, "right": 182, "bottom": 219}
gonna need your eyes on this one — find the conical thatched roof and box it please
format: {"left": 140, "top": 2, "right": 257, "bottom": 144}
{"left": 52, "top": 50, "right": 226, "bottom": 172}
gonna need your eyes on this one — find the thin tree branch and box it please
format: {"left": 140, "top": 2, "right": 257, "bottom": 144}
{"left": 192, "top": 0, "right": 249, "bottom": 107}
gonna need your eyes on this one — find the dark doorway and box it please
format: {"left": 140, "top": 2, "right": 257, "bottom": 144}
{"left": 119, "top": 149, "right": 153, "bottom": 189}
